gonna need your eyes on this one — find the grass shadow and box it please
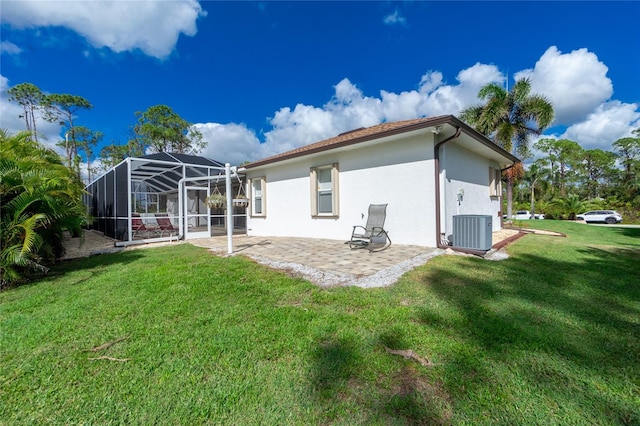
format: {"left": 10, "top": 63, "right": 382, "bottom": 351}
{"left": 377, "top": 329, "right": 453, "bottom": 425}
{"left": 608, "top": 226, "right": 640, "bottom": 239}
{"left": 50, "top": 249, "right": 146, "bottom": 277}
{"left": 2, "top": 250, "right": 147, "bottom": 291}
{"left": 309, "top": 331, "right": 453, "bottom": 425}
{"left": 413, "top": 244, "right": 639, "bottom": 423}
{"left": 311, "top": 335, "right": 359, "bottom": 398}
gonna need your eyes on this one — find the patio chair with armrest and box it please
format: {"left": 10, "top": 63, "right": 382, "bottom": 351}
{"left": 155, "top": 213, "right": 177, "bottom": 237}
{"left": 349, "top": 204, "right": 391, "bottom": 252}
{"left": 132, "top": 214, "right": 151, "bottom": 239}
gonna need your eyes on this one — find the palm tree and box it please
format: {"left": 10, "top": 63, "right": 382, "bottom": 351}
{"left": 522, "top": 163, "right": 542, "bottom": 218}
{"left": 551, "top": 194, "right": 588, "bottom": 220}
{"left": 460, "top": 78, "right": 554, "bottom": 218}
{"left": 1, "top": 130, "right": 87, "bottom": 288}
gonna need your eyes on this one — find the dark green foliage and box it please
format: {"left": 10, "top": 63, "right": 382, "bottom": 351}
{"left": 612, "top": 130, "right": 640, "bottom": 203}
{"left": 43, "top": 93, "right": 93, "bottom": 171}
{"left": 511, "top": 130, "right": 640, "bottom": 221}
{"left": 131, "top": 104, "right": 205, "bottom": 154}
{"left": 0, "top": 131, "right": 88, "bottom": 288}
{"left": 6, "top": 82, "right": 45, "bottom": 142}
{"left": 72, "top": 126, "right": 103, "bottom": 183}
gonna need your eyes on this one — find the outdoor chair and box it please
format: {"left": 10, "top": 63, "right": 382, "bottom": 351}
{"left": 349, "top": 204, "right": 391, "bottom": 252}
{"left": 155, "top": 213, "right": 177, "bottom": 237}
{"left": 132, "top": 214, "right": 152, "bottom": 239}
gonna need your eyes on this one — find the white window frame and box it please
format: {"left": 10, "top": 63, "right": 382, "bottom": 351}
{"left": 310, "top": 163, "right": 339, "bottom": 217}
{"left": 489, "top": 167, "right": 502, "bottom": 197}
{"left": 249, "top": 177, "right": 266, "bottom": 217}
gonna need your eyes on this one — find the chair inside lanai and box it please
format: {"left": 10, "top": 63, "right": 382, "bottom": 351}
{"left": 155, "top": 213, "right": 177, "bottom": 236}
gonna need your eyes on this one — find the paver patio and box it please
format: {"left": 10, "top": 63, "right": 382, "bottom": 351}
{"left": 62, "top": 229, "right": 519, "bottom": 288}
{"left": 188, "top": 235, "right": 442, "bottom": 287}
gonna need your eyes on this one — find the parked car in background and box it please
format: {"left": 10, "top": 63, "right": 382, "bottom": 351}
{"left": 576, "top": 210, "right": 623, "bottom": 224}
{"left": 503, "top": 210, "right": 544, "bottom": 220}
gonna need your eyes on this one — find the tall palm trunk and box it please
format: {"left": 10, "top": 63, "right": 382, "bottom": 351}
{"left": 506, "top": 176, "right": 514, "bottom": 219}
{"left": 530, "top": 185, "right": 536, "bottom": 217}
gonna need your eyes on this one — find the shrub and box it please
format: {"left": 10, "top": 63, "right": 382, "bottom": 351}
{"left": 0, "top": 131, "right": 87, "bottom": 288}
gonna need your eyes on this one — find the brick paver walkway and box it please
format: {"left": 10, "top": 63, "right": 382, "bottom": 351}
{"left": 188, "top": 235, "right": 436, "bottom": 277}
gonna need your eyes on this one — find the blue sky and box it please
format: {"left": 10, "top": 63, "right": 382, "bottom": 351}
{"left": 1, "top": 1, "right": 639, "bottom": 175}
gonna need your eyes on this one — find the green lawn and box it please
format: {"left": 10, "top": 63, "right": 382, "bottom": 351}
{"left": 1, "top": 222, "right": 639, "bottom": 425}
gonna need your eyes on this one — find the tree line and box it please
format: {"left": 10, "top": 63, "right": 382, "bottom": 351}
{"left": 2, "top": 82, "right": 204, "bottom": 288}
{"left": 513, "top": 133, "right": 639, "bottom": 221}
{"left": 460, "top": 78, "right": 639, "bottom": 222}
{"left": 7, "top": 82, "right": 204, "bottom": 183}
{"left": 8, "top": 82, "right": 98, "bottom": 181}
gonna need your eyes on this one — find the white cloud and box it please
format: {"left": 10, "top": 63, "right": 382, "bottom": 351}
{"left": 195, "top": 65, "right": 506, "bottom": 163}
{"left": 265, "top": 103, "right": 338, "bottom": 151}
{"left": 328, "top": 79, "right": 384, "bottom": 129}
{"left": 196, "top": 49, "right": 638, "bottom": 164}
{"left": 456, "top": 63, "right": 505, "bottom": 91}
{"left": 383, "top": 9, "right": 407, "bottom": 26}
{"left": 0, "top": 41, "right": 22, "bottom": 55}
{"left": 0, "top": 0, "right": 206, "bottom": 59}
{"left": 263, "top": 79, "right": 381, "bottom": 151}
{"left": 0, "top": 75, "right": 24, "bottom": 131}
{"left": 195, "top": 122, "right": 265, "bottom": 165}
{"left": 515, "top": 46, "right": 613, "bottom": 125}
{"left": 418, "top": 71, "right": 444, "bottom": 93}
{"left": 419, "top": 63, "right": 504, "bottom": 117}
{"left": 561, "top": 101, "right": 640, "bottom": 149}
{"left": 380, "top": 90, "right": 423, "bottom": 122}
{"left": 378, "top": 64, "right": 503, "bottom": 122}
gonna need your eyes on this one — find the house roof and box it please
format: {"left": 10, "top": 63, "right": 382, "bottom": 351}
{"left": 243, "top": 115, "right": 520, "bottom": 169}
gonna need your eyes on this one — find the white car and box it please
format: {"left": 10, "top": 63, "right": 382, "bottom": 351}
{"left": 504, "top": 210, "right": 544, "bottom": 220}
{"left": 576, "top": 210, "right": 623, "bottom": 224}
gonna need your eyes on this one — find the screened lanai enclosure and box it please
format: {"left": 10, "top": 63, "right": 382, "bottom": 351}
{"left": 84, "top": 153, "right": 247, "bottom": 245}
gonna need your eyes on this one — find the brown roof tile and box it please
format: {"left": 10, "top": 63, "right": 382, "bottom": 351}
{"left": 244, "top": 115, "right": 517, "bottom": 168}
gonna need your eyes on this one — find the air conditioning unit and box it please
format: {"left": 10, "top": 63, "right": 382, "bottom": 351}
{"left": 452, "top": 215, "right": 493, "bottom": 251}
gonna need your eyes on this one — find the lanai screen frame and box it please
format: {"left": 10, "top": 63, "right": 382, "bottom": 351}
{"left": 84, "top": 153, "right": 233, "bottom": 243}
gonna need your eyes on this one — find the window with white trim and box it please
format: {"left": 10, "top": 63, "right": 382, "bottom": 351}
{"left": 489, "top": 167, "right": 501, "bottom": 197}
{"left": 310, "top": 164, "right": 339, "bottom": 217}
{"left": 250, "top": 177, "right": 266, "bottom": 217}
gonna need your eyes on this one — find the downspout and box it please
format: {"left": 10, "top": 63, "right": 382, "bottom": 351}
{"left": 434, "top": 127, "right": 461, "bottom": 249}
{"left": 435, "top": 126, "right": 488, "bottom": 256}
{"left": 434, "top": 128, "right": 518, "bottom": 256}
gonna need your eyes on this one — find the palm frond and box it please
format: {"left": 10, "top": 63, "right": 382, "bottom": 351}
{"left": 1, "top": 131, "right": 86, "bottom": 286}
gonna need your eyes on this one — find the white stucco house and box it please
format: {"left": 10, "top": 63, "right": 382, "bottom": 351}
{"left": 241, "top": 115, "right": 519, "bottom": 250}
